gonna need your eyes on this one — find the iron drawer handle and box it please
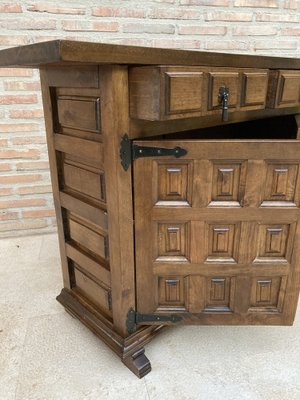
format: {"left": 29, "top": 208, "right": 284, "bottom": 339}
{"left": 218, "top": 86, "right": 229, "bottom": 122}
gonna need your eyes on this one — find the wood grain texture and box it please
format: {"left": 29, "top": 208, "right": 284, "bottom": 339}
{"left": 134, "top": 139, "right": 300, "bottom": 325}
{"left": 129, "top": 66, "right": 269, "bottom": 121}
{"left": 99, "top": 65, "right": 136, "bottom": 337}
{"left": 2, "top": 40, "right": 300, "bottom": 69}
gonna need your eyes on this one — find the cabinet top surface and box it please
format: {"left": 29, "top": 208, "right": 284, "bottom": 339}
{"left": 0, "top": 39, "right": 300, "bottom": 69}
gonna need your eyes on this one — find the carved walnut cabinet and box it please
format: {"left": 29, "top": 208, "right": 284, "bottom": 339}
{"left": 1, "top": 40, "right": 300, "bottom": 377}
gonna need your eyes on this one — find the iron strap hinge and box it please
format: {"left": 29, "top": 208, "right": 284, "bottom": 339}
{"left": 120, "top": 134, "right": 187, "bottom": 171}
{"left": 126, "top": 307, "right": 183, "bottom": 334}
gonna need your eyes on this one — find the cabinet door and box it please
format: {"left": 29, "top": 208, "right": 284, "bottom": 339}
{"left": 133, "top": 140, "right": 300, "bottom": 327}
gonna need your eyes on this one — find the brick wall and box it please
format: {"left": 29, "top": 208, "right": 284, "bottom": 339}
{"left": 0, "top": 0, "right": 300, "bottom": 237}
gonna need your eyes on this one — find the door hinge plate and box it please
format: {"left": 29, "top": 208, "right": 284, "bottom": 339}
{"left": 120, "top": 134, "right": 187, "bottom": 171}
{"left": 126, "top": 307, "right": 183, "bottom": 333}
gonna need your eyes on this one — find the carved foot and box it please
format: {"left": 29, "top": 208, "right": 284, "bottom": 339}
{"left": 122, "top": 348, "right": 151, "bottom": 378}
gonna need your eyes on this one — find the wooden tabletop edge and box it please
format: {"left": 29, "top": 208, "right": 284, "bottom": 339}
{"left": 0, "top": 39, "right": 299, "bottom": 69}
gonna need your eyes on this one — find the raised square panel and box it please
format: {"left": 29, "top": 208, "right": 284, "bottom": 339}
{"left": 156, "top": 222, "right": 190, "bottom": 262}
{"left": 203, "top": 277, "right": 235, "bottom": 312}
{"left": 158, "top": 277, "right": 185, "bottom": 309}
{"left": 57, "top": 96, "right": 101, "bottom": 133}
{"left": 206, "top": 223, "right": 240, "bottom": 263}
{"left": 63, "top": 161, "right": 106, "bottom": 204}
{"left": 277, "top": 72, "right": 300, "bottom": 107}
{"left": 165, "top": 71, "right": 203, "bottom": 115}
{"left": 207, "top": 72, "right": 239, "bottom": 110}
{"left": 249, "top": 276, "right": 287, "bottom": 313}
{"left": 210, "top": 161, "right": 246, "bottom": 206}
{"left": 240, "top": 72, "right": 268, "bottom": 108}
{"left": 262, "top": 162, "right": 299, "bottom": 206}
{"left": 155, "top": 161, "right": 192, "bottom": 205}
{"left": 255, "top": 223, "right": 295, "bottom": 263}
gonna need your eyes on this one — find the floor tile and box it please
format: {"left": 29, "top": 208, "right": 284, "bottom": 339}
{"left": 15, "top": 313, "right": 149, "bottom": 400}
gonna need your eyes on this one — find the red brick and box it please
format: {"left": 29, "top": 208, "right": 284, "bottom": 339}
{"left": 0, "top": 123, "right": 40, "bottom": 132}
{"left": 0, "top": 211, "right": 18, "bottom": 221}
{"left": 282, "top": 27, "right": 300, "bottom": 35}
{"left": 62, "top": 20, "right": 118, "bottom": 32}
{"left": 0, "top": 174, "right": 42, "bottom": 184}
{"left": 0, "top": 188, "right": 12, "bottom": 196}
{"left": 16, "top": 161, "right": 50, "bottom": 171}
{"left": 23, "top": 209, "right": 55, "bottom": 218}
{"left": 232, "top": 26, "right": 277, "bottom": 35}
{"left": 0, "top": 35, "right": 28, "bottom": 45}
{"left": 205, "top": 40, "right": 250, "bottom": 50}
{"left": 153, "top": 39, "right": 201, "bottom": 49}
{"left": 205, "top": 11, "right": 253, "bottom": 21}
{"left": 256, "top": 12, "right": 298, "bottom": 22}
{"left": 0, "top": 219, "right": 48, "bottom": 232}
{"left": 112, "top": 38, "right": 147, "bottom": 46}
{"left": 0, "top": 18, "right": 56, "bottom": 30}
{"left": 0, "top": 139, "right": 8, "bottom": 146}
{"left": 92, "top": 22, "right": 120, "bottom": 32}
{"left": 254, "top": 40, "right": 297, "bottom": 49}
{"left": 9, "top": 109, "right": 44, "bottom": 119}
{"left": 180, "top": 0, "right": 229, "bottom": 5}
{"left": 27, "top": 3, "right": 85, "bottom": 15}
{"left": 234, "top": 0, "right": 278, "bottom": 7}
{"left": 92, "top": 6, "right": 145, "bottom": 18}
{"left": 0, "top": 149, "right": 40, "bottom": 159}
{"left": 123, "top": 23, "right": 175, "bottom": 34}
{"left": 0, "top": 95, "right": 38, "bottom": 105}
{"left": 0, "top": 68, "right": 32, "bottom": 77}
{"left": 149, "top": 8, "right": 201, "bottom": 19}
{"left": 0, "top": 4, "right": 22, "bottom": 13}
{"left": 4, "top": 81, "right": 41, "bottom": 91}
{"left": 0, "top": 198, "right": 46, "bottom": 209}
{"left": 0, "top": 163, "right": 11, "bottom": 171}
{"left": 12, "top": 136, "right": 46, "bottom": 145}
{"left": 17, "top": 184, "right": 52, "bottom": 195}
{"left": 284, "top": 0, "right": 300, "bottom": 8}
{"left": 179, "top": 25, "right": 227, "bottom": 35}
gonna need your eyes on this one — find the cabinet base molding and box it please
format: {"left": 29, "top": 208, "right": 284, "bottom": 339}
{"left": 56, "top": 289, "right": 165, "bottom": 378}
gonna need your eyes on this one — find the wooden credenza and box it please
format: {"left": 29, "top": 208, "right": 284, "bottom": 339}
{"left": 1, "top": 40, "right": 300, "bottom": 377}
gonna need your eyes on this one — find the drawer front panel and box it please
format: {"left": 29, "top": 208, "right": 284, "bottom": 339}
{"left": 241, "top": 72, "right": 269, "bottom": 107}
{"left": 165, "top": 70, "right": 203, "bottom": 115}
{"left": 276, "top": 70, "right": 300, "bottom": 108}
{"left": 208, "top": 71, "right": 239, "bottom": 110}
{"left": 129, "top": 66, "right": 269, "bottom": 121}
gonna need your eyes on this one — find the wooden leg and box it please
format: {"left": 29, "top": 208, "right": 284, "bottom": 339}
{"left": 56, "top": 288, "right": 165, "bottom": 378}
{"left": 122, "top": 348, "right": 151, "bottom": 379}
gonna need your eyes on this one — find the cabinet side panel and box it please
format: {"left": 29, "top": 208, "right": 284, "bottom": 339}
{"left": 40, "top": 68, "right": 71, "bottom": 289}
{"left": 40, "top": 68, "right": 113, "bottom": 322}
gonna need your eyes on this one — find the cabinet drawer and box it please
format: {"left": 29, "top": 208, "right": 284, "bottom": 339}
{"left": 129, "top": 66, "right": 269, "bottom": 121}
{"left": 271, "top": 70, "right": 300, "bottom": 108}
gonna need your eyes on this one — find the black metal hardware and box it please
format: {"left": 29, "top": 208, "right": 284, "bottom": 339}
{"left": 120, "top": 134, "right": 187, "bottom": 171}
{"left": 218, "top": 86, "right": 229, "bottom": 122}
{"left": 126, "top": 307, "right": 183, "bottom": 334}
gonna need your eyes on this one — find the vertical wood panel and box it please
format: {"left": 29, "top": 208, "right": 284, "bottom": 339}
{"left": 99, "top": 65, "right": 135, "bottom": 336}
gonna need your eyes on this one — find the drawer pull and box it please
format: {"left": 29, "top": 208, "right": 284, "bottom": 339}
{"left": 218, "top": 86, "right": 229, "bottom": 122}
